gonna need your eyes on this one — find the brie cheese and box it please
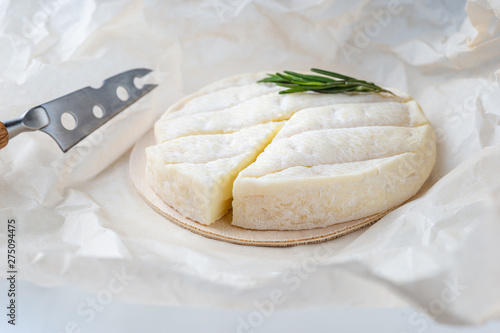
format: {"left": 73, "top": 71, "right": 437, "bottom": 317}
{"left": 147, "top": 73, "right": 436, "bottom": 229}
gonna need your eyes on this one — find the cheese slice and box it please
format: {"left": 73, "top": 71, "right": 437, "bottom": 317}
{"left": 147, "top": 72, "right": 436, "bottom": 229}
{"left": 146, "top": 122, "right": 284, "bottom": 224}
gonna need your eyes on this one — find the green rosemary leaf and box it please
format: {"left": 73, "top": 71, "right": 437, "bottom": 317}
{"left": 290, "top": 80, "right": 330, "bottom": 86}
{"left": 257, "top": 74, "right": 285, "bottom": 83}
{"left": 278, "top": 74, "right": 297, "bottom": 84}
{"left": 293, "top": 82, "right": 355, "bottom": 90}
{"left": 275, "top": 83, "right": 302, "bottom": 88}
{"left": 258, "top": 77, "right": 284, "bottom": 83}
{"left": 279, "top": 87, "right": 311, "bottom": 94}
{"left": 283, "top": 71, "right": 333, "bottom": 83}
{"left": 312, "top": 86, "right": 361, "bottom": 94}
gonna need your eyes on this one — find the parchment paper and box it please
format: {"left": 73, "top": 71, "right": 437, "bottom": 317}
{"left": 1, "top": 0, "right": 499, "bottom": 326}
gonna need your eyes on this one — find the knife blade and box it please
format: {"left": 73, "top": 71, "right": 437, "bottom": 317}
{"left": 0, "top": 68, "right": 157, "bottom": 152}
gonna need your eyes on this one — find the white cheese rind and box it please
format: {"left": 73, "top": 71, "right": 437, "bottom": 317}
{"left": 232, "top": 152, "right": 435, "bottom": 230}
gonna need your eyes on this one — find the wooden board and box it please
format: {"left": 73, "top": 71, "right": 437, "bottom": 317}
{"left": 129, "top": 131, "right": 389, "bottom": 247}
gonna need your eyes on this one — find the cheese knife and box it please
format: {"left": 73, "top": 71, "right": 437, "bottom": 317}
{"left": 0, "top": 68, "right": 157, "bottom": 152}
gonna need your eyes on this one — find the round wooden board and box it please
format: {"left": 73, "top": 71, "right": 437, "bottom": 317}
{"left": 129, "top": 130, "right": 389, "bottom": 247}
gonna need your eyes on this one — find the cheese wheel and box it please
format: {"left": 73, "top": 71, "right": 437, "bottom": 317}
{"left": 148, "top": 73, "right": 436, "bottom": 229}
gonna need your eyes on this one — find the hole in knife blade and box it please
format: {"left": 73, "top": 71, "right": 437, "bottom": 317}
{"left": 134, "top": 71, "right": 156, "bottom": 89}
{"left": 134, "top": 76, "right": 145, "bottom": 90}
{"left": 116, "top": 86, "right": 129, "bottom": 101}
{"left": 61, "top": 112, "right": 77, "bottom": 130}
{"left": 93, "top": 105, "right": 104, "bottom": 118}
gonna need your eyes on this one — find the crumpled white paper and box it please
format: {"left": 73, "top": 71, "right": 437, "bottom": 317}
{"left": 1, "top": 0, "right": 499, "bottom": 326}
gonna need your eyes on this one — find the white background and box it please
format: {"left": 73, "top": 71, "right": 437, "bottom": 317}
{"left": 1, "top": 280, "right": 500, "bottom": 333}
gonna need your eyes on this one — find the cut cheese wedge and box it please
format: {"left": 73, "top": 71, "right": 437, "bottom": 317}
{"left": 146, "top": 122, "right": 284, "bottom": 225}
{"left": 232, "top": 125, "right": 436, "bottom": 230}
{"left": 147, "top": 72, "right": 436, "bottom": 229}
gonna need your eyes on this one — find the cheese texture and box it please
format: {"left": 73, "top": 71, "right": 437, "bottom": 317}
{"left": 147, "top": 73, "right": 436, "bottom": 229}
{"left": 146, "top": 122, "right": 284, "bottom": 225}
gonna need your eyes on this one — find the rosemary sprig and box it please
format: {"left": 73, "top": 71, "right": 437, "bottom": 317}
{"left": 258, "top": 68, "right": 394, "bottom": 95}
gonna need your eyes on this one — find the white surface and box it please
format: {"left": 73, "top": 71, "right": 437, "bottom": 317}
{"left": 0, "top": 0, "right": 499, "bottom": 327}
{"left": 1, "top": 280, "right": 500, "bottom": 333}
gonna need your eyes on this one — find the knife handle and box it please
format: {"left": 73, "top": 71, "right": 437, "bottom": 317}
{"left": 0, "top": 121, "right": 8, "bottom": 150}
